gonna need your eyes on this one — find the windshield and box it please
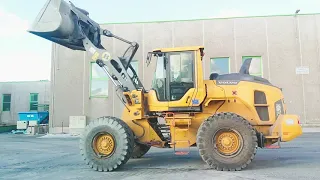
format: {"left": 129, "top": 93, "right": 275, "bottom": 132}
{"left": 150, "top": 51, "right": 195, "bottom": 101}
{"left": 169, "top": 52, "right": 193, "bottom": 84}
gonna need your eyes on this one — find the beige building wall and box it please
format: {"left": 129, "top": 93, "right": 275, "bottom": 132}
{"left": 50, "top": 14, "right": 320, "bottom": 133}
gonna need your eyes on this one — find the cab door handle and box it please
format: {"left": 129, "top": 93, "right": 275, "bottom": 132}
{"left": 186, "top": 96, "right": 190, "bottom": 103}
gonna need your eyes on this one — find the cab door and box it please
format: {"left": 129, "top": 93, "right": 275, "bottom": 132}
{"left": 167, "top": 50, "right": 203, "bottom": 110}
{"left": 147, "top": 53, "right": 170, "bottom": 111}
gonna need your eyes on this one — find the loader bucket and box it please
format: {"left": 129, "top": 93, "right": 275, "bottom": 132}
{"left": 28, "top": 0, "right": 101, "bottom": 51}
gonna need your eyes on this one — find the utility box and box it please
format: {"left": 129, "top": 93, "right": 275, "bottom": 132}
{"left": 29, "top": 125, "right": 39, "bottom": 135}
{"left": 29, "top": 121, "right": 39, "bottom": 127}
{"left": 69, "top": 116, "right": 86, "bottom": 135}
{"left": 39, "top": 124, "right": 49, "bottom": 134}
{"left": 17, "top": 121, "right": 28, "bottom": 130}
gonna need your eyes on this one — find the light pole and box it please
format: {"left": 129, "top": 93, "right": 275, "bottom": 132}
{"left": 294, "top": 9, "right": 307, "bottom": 124}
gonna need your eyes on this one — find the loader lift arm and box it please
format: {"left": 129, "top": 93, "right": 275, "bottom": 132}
{"left": 82, "top": 27, "right": 144, "bottom": 106}
{"left": 69, "top": 1, "right": 145, "bottom": 106}
{"left": 28, "top": 0, "right": 144, "bottom": 106}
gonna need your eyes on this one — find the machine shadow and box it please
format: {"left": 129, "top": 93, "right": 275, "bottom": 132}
{"left": 119, "top": 147, "right": 311, "bottom": 172}
{"left": 240, "top": 148, "right": 312, "bottom": 171}
{"left": 122, "top": 148, "right": 206, "bottom": 171}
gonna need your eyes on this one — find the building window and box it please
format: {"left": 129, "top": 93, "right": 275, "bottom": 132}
{"left": 30, "top": 93, "right": 39, "bottom": 111}
{"left": 242, "top": 56, "right": 263, "bottom": 77}
{"left": 43, "top": 104, "right": 49, "bottom": 111}
{"left": 127, "top": 60, "right": 139, "bottom": 77}
{"left": 2, "top": 94, "right": 11, "bottom": 111}
{"left": 37, "top": 104, "right": 49, "bottom": 112}
{"left": 89, "top": 61, "right": 138, "bottom": 98}
{"left": 90, "top": 62, "right": 109, "bottom": 98}
{"left": 210, "top": 57, "right": 230, "bottom": 74}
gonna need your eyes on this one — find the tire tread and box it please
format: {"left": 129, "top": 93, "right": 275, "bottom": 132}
{"left": 196, "top": 112, "right": 258, "bottom": 171}
{"left": 79, "top": 116, "right": 134, "bottom": 172}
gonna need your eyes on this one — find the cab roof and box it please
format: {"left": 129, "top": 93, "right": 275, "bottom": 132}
{"left": 152, "top": 46, "right": 204, "bottom": 52}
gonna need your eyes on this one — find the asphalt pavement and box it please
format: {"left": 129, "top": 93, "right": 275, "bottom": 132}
{"left": 0, "top": 131, "right": 319, "bottom": 180}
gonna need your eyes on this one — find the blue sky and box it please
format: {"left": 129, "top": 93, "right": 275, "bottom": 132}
{"left": 0, "top": 0, "right": 319, "bottom": 82}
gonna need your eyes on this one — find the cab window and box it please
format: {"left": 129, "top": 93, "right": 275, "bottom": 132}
{"left": 151, "top": 55, "right": 167, "bottom": 101}
{"left": 169, "top": 51, "right": 194, "bottom": 101}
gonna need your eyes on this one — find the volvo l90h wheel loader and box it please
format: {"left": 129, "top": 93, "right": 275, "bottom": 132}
{"left": 29, "top": 0, "right": 303, "bottom": 172}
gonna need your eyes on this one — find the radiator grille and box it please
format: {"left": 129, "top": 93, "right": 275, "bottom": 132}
{"left": 254, "top": 90, "right": 269, "bottom": 121}
{"left": 255, "top": 106, "right": 269, "bottom": 121}
{"left": 254, "top": 90, "right": 267, "bottom": 104}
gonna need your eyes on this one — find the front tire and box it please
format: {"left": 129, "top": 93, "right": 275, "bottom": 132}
{"left": 79, "top": 116, "right": 134, "bottom": 172}
{"left": 196, "top": 112, "right": 258, "bottom": 171}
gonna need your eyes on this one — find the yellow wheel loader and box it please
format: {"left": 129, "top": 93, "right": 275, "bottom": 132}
{"left": 29, "top": 0, "right": 303, "bottom": 172}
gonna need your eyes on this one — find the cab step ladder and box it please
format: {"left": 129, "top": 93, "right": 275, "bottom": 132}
{"left": 165, "top": 112, "right": 192, "bottom": 155}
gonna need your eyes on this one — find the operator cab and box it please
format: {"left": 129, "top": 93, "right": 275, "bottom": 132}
{"left": 151, "top": 50, "right": 194, "bottom": 101}
{"left": 146, "top": 46, "right": 206, "bottom": 112}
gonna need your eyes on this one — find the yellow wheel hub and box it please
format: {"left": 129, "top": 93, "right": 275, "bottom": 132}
{"left": 215, "top": 130, "right": 242, "bottom": 156}
{"left": 93, "top": 134, "right": 115, "bottom": 156}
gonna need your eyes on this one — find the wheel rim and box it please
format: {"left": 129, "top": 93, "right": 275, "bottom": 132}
{"left": 92, "top": 133, "right": 115, "bottom": 157}
{"left": 212, "top": 129, "right": 243, "bottom": 157}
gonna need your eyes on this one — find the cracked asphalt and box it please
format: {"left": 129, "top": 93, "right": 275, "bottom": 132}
{"left": 0, "top": 131, "right": 319, "bottom": 180}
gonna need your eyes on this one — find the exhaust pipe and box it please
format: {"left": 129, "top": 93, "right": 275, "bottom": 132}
{"left": 28, "top": 0, "right": 101, "bottom": 51}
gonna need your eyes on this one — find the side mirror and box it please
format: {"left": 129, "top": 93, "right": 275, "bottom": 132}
{"left": 146, "top": 52, "right": 152, "bottom": 66}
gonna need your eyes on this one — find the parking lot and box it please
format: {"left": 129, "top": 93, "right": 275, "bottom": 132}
{"left": 1, "top": 130, "right": 320, "bottom": 180}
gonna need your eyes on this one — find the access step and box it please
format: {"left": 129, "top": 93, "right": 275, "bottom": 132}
{"left": 170, "top": 140, "right": 191, "bottom": 155}
{"left": 265, "top": 145, "right": 280, "bottom": 149}
{"left": 175, "top": 128, "right": 189, "bottom": 132}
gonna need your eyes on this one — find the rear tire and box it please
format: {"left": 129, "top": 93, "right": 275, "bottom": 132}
{"left": 196, "top": 112, "right": 258, "bottom": 171}
{"left": 79, "top": 116, "right": 134, "bottom": 172}
{"left": 131, "top": 142, "right": 151, "bottom": 159}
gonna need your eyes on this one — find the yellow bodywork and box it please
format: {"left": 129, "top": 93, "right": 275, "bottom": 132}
{"left": 269, "top": 114, "right": 303, "bottom": 142}
{"left": 120, "top": 46, "right": 303, "bottom": 149}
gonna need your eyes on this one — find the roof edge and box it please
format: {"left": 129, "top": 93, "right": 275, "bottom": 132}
{"left": 0, "top": 80, "right": 50, "bottom": 84}
{"left": 152, "top": 46, "right": 204, "bottom": 52}
{"left": 100, "top": 12, "right": 320, "bottom": 25}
